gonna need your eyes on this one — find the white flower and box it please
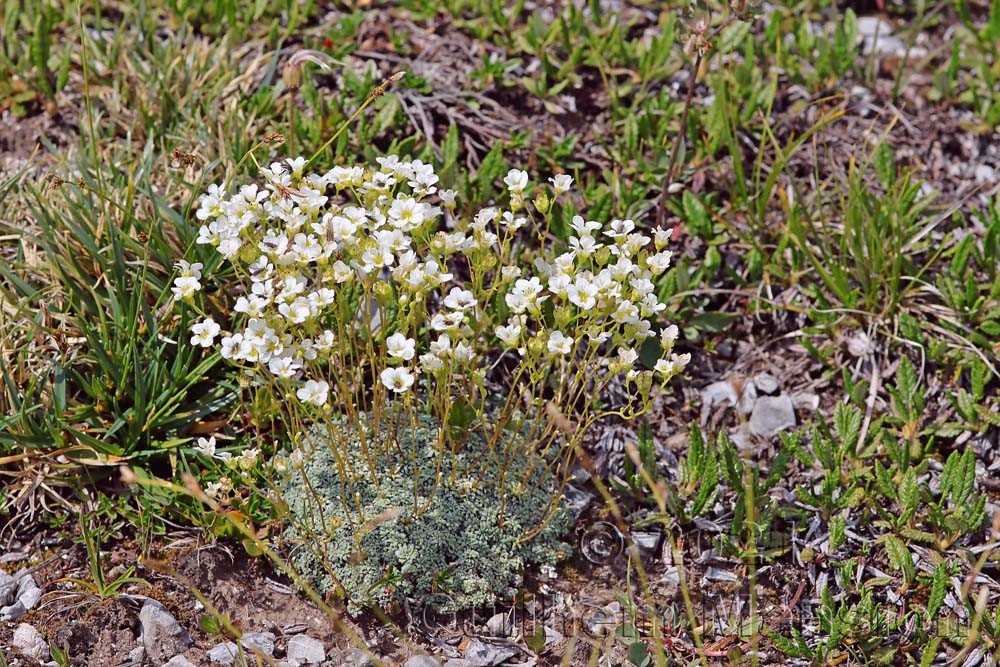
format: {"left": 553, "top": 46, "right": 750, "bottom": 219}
{"left": 176, "top": 260, "right": 203, "bottom": 280}
{"left": 388, "top": 197, "right": 426, "bottom": 230}
{"left": 505, "top": 292, "right": 530, "bottom": 314}
{"left": 419, "top": 352, "right": 445, "bottom": 372}
{"left": 443, "top": 287, "right": 477, "bottom": 311}
{"left": 503, "top": 169, "right": 529, "bottom": 194}
{"left": 332, "top": 260, "right": 354, "bottom": 283}
{"left": 439, "top": 189, "right": 457, "bottom": 208}
{"left": 431, "top": 312, "right": 465, "bottom": 331}
{"left": 548, "top": 273, "right": 572, "bottom": 297}
{"left": 660, "top": 325, "right": 679, "bottom": 348}
{"left": 386, "top": 332, "right": 416, "bottom": 360}
{"left": 646, "top": 250, "right": 673, "bottom": 275}
{"left": 278, "top": 297, "right": 313, "bottom": 324}
{"left": 194, "top": 435, "right": 231, "bottom": 462}
{"left": 190, "top": 317, "right": 221, "bottom": 348}
{"left": 429, "top": 334, "right": 452, "bottom": 358}
{"left": 381, "top": 367, "right": 415, "bottom": 393}
{"left": 172, "top": 275, "right": 201, "bottom": 300}
{"left": 196, "top": 185, "right": 225, "bottom": 221}
{"left": 453, "top": 341, "right": 474, "bottom": 363}
{"left": 654, "top": 359, "right": 676, "bottom": 376}
{"left": 587, "top": 330, "right": 612, "bottom": 345}
{"left": 474, "top": 207, "right": 499, "bottom": 225}
{"left": 617, "top": 347, "right": 638, "bottom": 366}
{"left": 496, "top": 322, "right": 522, "bottom": 345}
{"left": 194, "top": 436, "right": 216, "bottom": 456}
{"left": 268, "top": 355, "right": 299, "bottom": 379}
{"left": 550, "top": 174, "right": 573, "bottom": 194}
{"left": 501, "top": 211, "right": 527, "bottom": 231}
{"left": 569, "top": 234, "right": 603, "bottom": 257}
{"left": 501, "top": 266, "right": 522, "bottom": 281}
{"left": 547, "top": 331, "right": 574, "bottom": 355}
{"left": 654, "top": 227, "right": 673, "bottom": 250}
{"left": 570, "top": 215, "right": 601, "bottom": 237}
{"left": 567, "top": 280, "right": 599, "bottom": 310}
{"left": 603, "top": 219, "right": 636, "bottom": 239}
{"left": 296, "top": 379, "right": 330, "bottom": 406}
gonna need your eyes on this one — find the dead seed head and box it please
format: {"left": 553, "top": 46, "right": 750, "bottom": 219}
{"left": 369, "top": 71, "right": 407, "bottom": 100}
{"left": 282, "top": 49, "right": 337, "bottom": 91}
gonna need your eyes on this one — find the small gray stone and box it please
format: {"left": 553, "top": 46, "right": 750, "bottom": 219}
{"left": 12, "top": 623, "right": 49, "bottom": 661}
{"left": 1, "top": 600, "right": 27, "bottom": 621}
{"left": 0, "top": 572, "right": 41, "bottom": 621}
{"left": 752, "top": 373, "right": 780, "bottom": 395}
{"left": 443, "top": 660, "right": 474, "bottom": 667}
{"left": 0, "top": 551, "right": 29, "bottom": 564}
{"left": 749, "top": 395, "right": 796, "bottom": 439}
{"left": 790, "top": 392, "right": 820, "bottom": 412}
{"left": 140, "top": 599, "right": 192, "bottom": 664}
{"left": 0, "top": 572, "right": 16, "bottom": 603}
{"left": 700, "top": 380, "right": 738, "bottom": 418}
{"left": 485, "top": 612, "right": 515, "bottom": 638}
{"left": 336, "top": 647, "right": 374, "bottom": 667}
{"left": 163, "top": 656, "right": 199, "bottom": 667}
{"left": 208, "top": 642, "right": 240, "bottom": 665}
{"left": 629, "top": 531, "right": 662, "bottom": 563}
{"left": 562, "top": 484, "right": 594, "bottom": 519}
{"left": 404, "top": 656, "right": 442, "bottom": 667}
{"left": 584, "top": 601, "right": 622, "bottom": 636}
{"left": 128, "top": 645, "right": 145, "bottom": 663}
{"left": 16, "top": 575, "right": 42, "bottom": 610}
{"left": 287, "top": 635, "right": 326, "bottom": 665}
{"left": 464, "top": 640, "right": 517, "bottom": 667}
{"left": 241, "top": 632, "right": 276, "bottom": 656}
{"left": 701, "top": 567, "right": 739, "bottom": 584}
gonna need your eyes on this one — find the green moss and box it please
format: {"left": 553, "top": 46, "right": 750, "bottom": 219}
{"left": 280, "top": 413, "right": 570, "bottom": 614}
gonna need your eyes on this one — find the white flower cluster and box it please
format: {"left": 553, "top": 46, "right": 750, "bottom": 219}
{"left": 175, "top": 156, "right": 688, "bottom": 409}
{"left": 494, "top": 215, "right": 689, "bottom": 384}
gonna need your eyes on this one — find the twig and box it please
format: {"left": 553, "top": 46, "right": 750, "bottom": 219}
{"left": 655, "top": 14, "right": 737, "bottom": 229}
{"left": 856, "top": 350, "right": 881, "bottom": 457}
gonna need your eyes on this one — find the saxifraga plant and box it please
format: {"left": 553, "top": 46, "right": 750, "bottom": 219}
{"left": 174, "top": 138, "right": 689, "bottom": 612}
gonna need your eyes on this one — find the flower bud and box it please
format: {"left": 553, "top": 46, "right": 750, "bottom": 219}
{"left": 373, "top": 281, "right": 394, "bottom": 306}
{"left": 593, "top": 245, "right": 611, "bottom": 267}
{"left": 533, "top": 192, "right": 550, "bottom": 214}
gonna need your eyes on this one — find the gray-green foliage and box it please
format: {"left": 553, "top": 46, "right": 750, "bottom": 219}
{"left": 281, "top": 413, "right": 570, "bottom": 614}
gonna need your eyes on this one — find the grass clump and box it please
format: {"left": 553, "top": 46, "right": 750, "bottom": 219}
{"left": 282, "top": 412, "right": 570, "bottom": 614}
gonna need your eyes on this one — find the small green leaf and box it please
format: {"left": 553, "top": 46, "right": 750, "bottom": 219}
{"left": 627, "top": 641, "right": 651, "bottom": 667}
{"left": 716, "top": 20, "right": 752, "bottom": 54}
{"left": 988, "top": 0, "right": 1000, "bottom": 41}
{"left": 688, "top": 311, "right": 736, "bottom": 333}
{"left": 920, "top": 637, "right": 942, "bottom": 667}
{"left": 442, "top": 122, "right": 460, "bottom": 170}
{"left": 199, "top": 614, "right": 223, "bottom": 635}
{"left": 681, "top": 191, "right": 709, "bottom": 237}
{"left": 874, "top": 143, "right": 895, "bottom": 186}
{"left": 926, "top": 562, "right": 948, "bottom": 621}
{"left": 476, "top": 142, "right": 505, "bottom": 194}
{"left": 900, "top": 468, "right": 920, "bottom": 513}
{"left": 524, "top": 628, "right": 545, "bottom": 653}
{"left": 833, "top": 402, "right": 862, "bottom": 451}
{"left": 829, "top": 515, "right": 846, "bottom": 551}
{"left": 882, "top": 535, "right": 914, "bottom": 582}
